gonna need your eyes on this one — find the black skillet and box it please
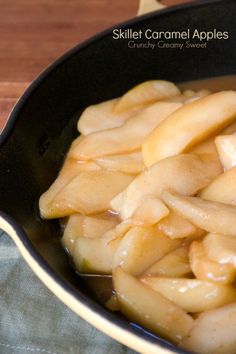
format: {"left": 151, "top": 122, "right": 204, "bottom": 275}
{"left": 0, "top": 0, "right": 235, "bottom": 352}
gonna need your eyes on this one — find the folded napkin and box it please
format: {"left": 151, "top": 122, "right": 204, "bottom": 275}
{"left": 0, "top": 230, "right": 136, "bottom": 354}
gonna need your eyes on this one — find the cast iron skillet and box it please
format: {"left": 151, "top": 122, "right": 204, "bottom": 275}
{"left": 0, "top": 0, "right": 236, "bottom": 353}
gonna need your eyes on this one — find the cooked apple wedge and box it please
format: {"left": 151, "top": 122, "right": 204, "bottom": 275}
{"left": 141, "top": 277, "right": 236, "bottom": 313}
{"left": 80, "top": 215, "right": 118, "bottom": 238}
{"left": 105, "top": 294, "right": 120, "bottom": 311}
{"left": 142, "top": 91, "right": 236, "bottom": 167}
{"left": 183, "top": 88, "right": 210, "bottom": 98}
{"left": 113, "top": 267, "right": 193, "bottom": 343}
{"left": 70, "top": 101, "right": 181, "bottom": 160}
{"left": 190, "top": 120, "right": 236, "bottom": 164}
{"left": 180, "top": 303, "right": 236, "bottom": 354}
{"left": 215, "top": 135, "right": 236, "bottom": 170}
{"left": 131, "top": 197, "right": 169, "bottom": 225}
{"left": 72, "top": 220, "right": 132, "bottom": 274}
{"left": 189, "top": 241, "right": 235, "bottom": 285}
{"left": 144, "top": 246, "right": 191, "bottom": 277}
{"left": 111, "top": 154, "right": 221, "bottom": 220}
{"left": 95, "top": 151, "right": 145, "bottom": 174}
{"left": 200, "top": 166, "right": 236, "bottom": 205}
{"left": 113, "top": 80, "right": 180, "bottom": 113}
{"left": 113, "top": 226, "right": 180, "bottom": 276}
{"left": 41, "top": 170, "right": 133, "bottom": 218}
{"left": 62, "top": 213, "right": 118, "bottom": 254}
{"left": 157, "top": 211, "right": 199, "bottom": 239}
{"left": 73, "top": 231, "right": 121, "bottom": 274}
{"left": 204, "top": 233, "right": 236, "bottom": 267}
{"left": 162, "top": 191, "right": 236, "bottom": 237}
{"left": 105, "top": 220, "right": 134, "bottom": 249}
{"left": 166, "top": 91, "right": 210, "bottom": 105}
{"left": 77, "top": 98, "right": 137, "bottom": 135}
{"left": 39, "top": 157, "right": 101, "bottom": 218}
{"left": 190, "top": 137, "right": 218, "bottom": 156}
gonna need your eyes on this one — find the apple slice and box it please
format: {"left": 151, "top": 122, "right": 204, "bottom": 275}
{"left": 142, "top": 91, "right": 236, "bottom": 167}
{"left": 113, "top": 267, "right": 193, "bottom": 343}
{"left": 144, "top": 246, "right": 191, "bottom": 277}
{"left": 113, "top": 226, "right": 180, "bottom": 276}
{"left": 189, "top": 120, "right": 236, "bottom": 164}
{"left": 41, "top": 170, "right": 133, "bottom": 218}
{"left": 183, "top": 89, "right": 211, "bottom": 99}
{"left": 113, "top": 80, "right": 180, "bottom": 113}
{"left": 77, "top": 98, "right": 137, "bottom": 135}
{"left": 162, "top": 191, "right": 236, "bottom": 237}
{"left": 39, "top": 156, "right": 101, "bottom": 218}
{"left": 180, "top": 303, "right": 236, "bottom": 354}
{"left": 166, "top": 91, "right": 209, "bottom": 104}
{"left": 95, "top": 151, "right": 145, "bottom": 174}
{"left": 190, "top": 136, "right": 220, "bottom": 161}
{"left": 157, "top": 211, "right": 199, "bottom": 239}
{"left": 200, "top": 166, "right": 236, "bottom": 205}
{"left": 111, "top": 153, "right": 221, "bottom": 220}
{"left": 204, "top": 233, "right": 236, "bottom": 267}
{"left": 105, "top": 294, "right": 120, "bottom": 311}
{"left": 131, "top": 197, "right": 169, "bottom": 225}
{"left": 73, "top": 231, "right": 121, "bottom": 274}
{"left": 215, "top": 135, "right": 236, "bottom": 170}
{"left": 189, "top": 241, "right": 235, "bottom": 285}
{"left": 141, "top": 277, "right": 236, "bottom": 313}
{"left": 70, "top": 101, "right": 181, "bottom": 160}
{"left": 62, "top": 213, "right": 118, "bottom": 254}
{"left": 79, "top": 215, "right": 118, "bottom": 238}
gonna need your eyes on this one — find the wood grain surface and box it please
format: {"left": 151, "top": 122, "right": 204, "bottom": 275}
{"left": 0, "top": 0, "right": 194, "bottom": 129}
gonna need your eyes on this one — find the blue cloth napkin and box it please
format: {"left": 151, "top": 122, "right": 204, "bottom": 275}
{"left": 0, "top": 230, "right": 136, "bottom": 354}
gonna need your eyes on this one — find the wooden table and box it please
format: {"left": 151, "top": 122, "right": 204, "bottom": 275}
{"left": 0, "top": 0, "right": 193, "bottom": 129}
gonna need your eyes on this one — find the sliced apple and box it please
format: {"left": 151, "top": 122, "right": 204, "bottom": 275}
{"left": 162, "top": 191, "right": 236, "bottom": 237}
{"left": 190, "top": 120, "right": 236, "bottom": 164}
{"left": 39, "top": 156, "right": 101, "bottom": 218}
{"left": 95, "top": 151, "right": 145, "bottom": 174}
{"left": 73, "top": 231, "right": 122, "bottom": 274}
{"left": 189, "top": 241, "right": 235, "bottom": 285}
{"left": 180, "top": 303, "right": 236, "bottom": 354}
{"left": 111, "top": 153, "right": 221, "bottom": 220}
{"left": 157, "top": 211, "right": 198, "bottom": 239}
{"left": 62, "top": 213, "right": 118, "bottom": 254}
{"left": 113, "top": 226, "right": 180, "bottom": 276}
{"left": 164, "top": 94, "right": 187, "bottom": 103}
{"left": 113, "top": 80, "right": 180, "bottom": 113}
{"left": 107, "top": 219, "right": 134, "bottom": 244}
{"left": 41, "top": 170, "right": 133, "bottom": 218}
{"left": 204, "top": 233, "right": 236, "bottom": 267}
{"left": 183, "top": 88, "right": 211, "bottom": 98}
{"left": 144, "top": 246, "right": 191, "bottom": 277}
{"left": 166, "top": 90, "right": 210, "bottom": 104}
{"left": 70, "top": 101, "right": 181, "bottom": 160}
{"left": 141, "top": 277, "right": 236, "bottom": 313}
{"left": 142, "top": 91, "right": 236, "bottom": 167}
{"left": 77, "top": 98, "right": 137, "bottom": 135}
{"left": 113, "top": 267, "right": 193, "bottom": 343}
{"left": 200, "top": 166, "right": 236, "bottom": 205}
{"left": 131, "top": 197, "right": 169, "bottom": 225}
{"left": 110, "top": 192, "right": 124, "bottom": 214}
{"left": 215, "top": 135, "right": 236, "bottom": 170}
{"left": 190, "top": 136, "right": 220, "bottom": 160}
{"left": 105, "top": 294, "right": 120, "bottom": 311}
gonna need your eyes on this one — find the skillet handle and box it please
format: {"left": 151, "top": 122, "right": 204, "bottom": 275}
{"left": 137, "top": 0, "right": 166, "bottom": 15}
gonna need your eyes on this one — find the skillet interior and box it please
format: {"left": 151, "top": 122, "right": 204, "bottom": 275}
{"left": 0, "top": 0, "right": 236, "bottom": 352}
